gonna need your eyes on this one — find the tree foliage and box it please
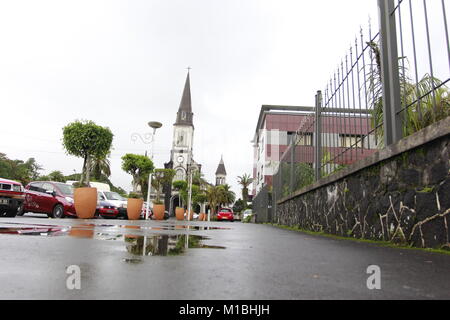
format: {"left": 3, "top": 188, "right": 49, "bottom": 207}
{"left": 0, "top": 153, "right": 43, "bottom": 185}
{"left": 39, "top": 170, "right": 66, "bottom": 182}
{"left": 151, "top": 168, "right": 175, "bottom": 204}
{"left": 237, "top": 173, "right": 253, "bottom": 204}
{"left": 62, "top": 120, "right": 113, "bottom": 186}
{"left": 90, "top": 155, "right": 111, "bottom": 181}
{"left": 218, "top": 184, "right": 236, "bottom": 207}
{"left": 233, "top": 198, "right": 246, "bottom": 214}
{"left": 121, "top": 153, "right": 154, "bottom": 196}
{"left": 367, "top": 42, "right": 450, "bottom": 145}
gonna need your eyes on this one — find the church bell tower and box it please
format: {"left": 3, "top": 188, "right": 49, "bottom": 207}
{"left": 171, "top": 71, "right": 194, "bottom": 181}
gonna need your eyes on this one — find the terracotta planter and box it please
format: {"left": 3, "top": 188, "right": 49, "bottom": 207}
{"left": 198, "top": 213, "right": 205, "bottom": 221}
{"left": 69, "top": 224, "right": 94, "bottom": 238}
{"left": 124, "top": 225, "right": 140, "bottom": 239}
{"left": 153, "top": 204, "right": 165, "bottom": 220}
{"left": 175, "top": 207, "right": 185, "bottom": 221}
{"left": 185, "top": 210, "right": 194, "bottom": 220}
{"left": 127, "top": 198, "right": 143, "bottom": 220}
{"left": 74, "top": 187, "right": 97, "bottom": 219}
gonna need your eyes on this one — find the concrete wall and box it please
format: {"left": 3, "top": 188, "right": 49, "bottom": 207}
{"left": 276, "top": 117, "right": 450, "bottom": 249}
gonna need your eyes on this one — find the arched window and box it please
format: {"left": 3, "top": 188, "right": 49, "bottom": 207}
{"left": 175, "top": 168, "right": 184, "bottom": 181}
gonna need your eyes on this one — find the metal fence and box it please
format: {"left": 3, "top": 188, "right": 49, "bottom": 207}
{"left": 272, "top": 0, "right": 450, "bottom": 206}
{"left": 252, "top": 185, "right": 272, "bottom": 223}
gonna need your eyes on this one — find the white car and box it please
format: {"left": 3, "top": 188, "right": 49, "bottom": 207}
{"left": 242, "top": 209, "right": 253, "bottom": 220}
{"left": 97, "top": 191, "right": 127, "bottom": 209}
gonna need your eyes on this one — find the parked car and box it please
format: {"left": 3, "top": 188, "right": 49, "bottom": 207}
{"left": 23, "top": 181, "right": 76, "bottom": 218}
{"left": 217, "top": 208, "right": 234, "bottom": 222}
{"left": 242, "top": 209, "right": 253, "bottom": 220}
{"left": 0, "top": 178, "right": 25, "bottom": 217}
{"left": 97, "top": 191, "right": 127, "bottom": 218}
{"left": 95, "top": 199, "right": 119, "bottom": 219}
{"left": 140, "top": 202, "right": 154, "bottom": 219}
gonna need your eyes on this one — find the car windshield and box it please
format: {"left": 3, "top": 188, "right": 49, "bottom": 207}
{"left": 221, "top": 209, "right": 232, "bottom": 212}
{"left": 104, "top": 192, "right": 124, "bottom": 201}
{"left": 55, "top": 183, "right": 74, "bottom": 196}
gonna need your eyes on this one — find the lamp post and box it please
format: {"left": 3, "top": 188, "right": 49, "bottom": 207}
{"left": 131, "top": 121, "right": 162, "bottom": 220}
{"left": 146, "top": 121, "right": 162, "bottom": 220}
{"left": 187, "top": 164, "right": 193, "bottom": 221}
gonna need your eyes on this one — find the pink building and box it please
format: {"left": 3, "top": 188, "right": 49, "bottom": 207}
{"left": 252, "top": 106, "right": 377, "bottom": 196}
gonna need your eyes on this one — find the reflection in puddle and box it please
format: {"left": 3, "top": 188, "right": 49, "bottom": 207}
{"left": 0, "top": 226, "right": 68, "bottom": 236}
{"left": 124, "top": 234, "right": 225, "bottom": 257}
{"left": 0, "top": 223, "right": 227, "bottom": 258}
{"left": 122, "top": 258, "right": 143, "bottom": 264}
{"left": 0, "top": 222, "right": 230, "bottom": 232}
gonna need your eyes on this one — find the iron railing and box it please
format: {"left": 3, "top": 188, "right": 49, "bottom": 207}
{"left": 272, "top": 0, "right": 450, "bottom": 208}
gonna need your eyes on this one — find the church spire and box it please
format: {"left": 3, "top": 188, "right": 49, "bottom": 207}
{"left": 174, "top": 70, "right": 194, "bottom": 127}
{"left": 215, "top": 155, "right": 227, "bottom": 176}
{"left": 215, "top": 155, "right": 227, "bottom": 186}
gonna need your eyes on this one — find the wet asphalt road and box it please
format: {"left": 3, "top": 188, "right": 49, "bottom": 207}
{"left": 0, "top": 213, "right": 449, "bottom": 300}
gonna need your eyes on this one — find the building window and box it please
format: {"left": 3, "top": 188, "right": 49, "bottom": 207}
{"left": 287, "top": 132, "right": 295, "bottom": 145}
{"left": 175, "top": 169, "right": 184, "bottom": 181}
{"left": 295, "top": 132, "right": 313, "bottom": 146}
{"left": 340, "top": 135, "right": 363, "bottom": 148}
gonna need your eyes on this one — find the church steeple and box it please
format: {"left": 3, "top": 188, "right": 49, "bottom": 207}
{"left": 215, "top": 155, "right": 227, "bottom": 186}
{"left": 174, "top": 71, "right": 194, "bottom": 127}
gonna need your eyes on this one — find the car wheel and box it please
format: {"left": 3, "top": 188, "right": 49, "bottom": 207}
{"left": 16, "top": 203, "right": 25, "bottom": 216}
{"left": 52, "top": 204, "right": 65, "bottom": 219}
{"left": 3, "top": 208, "right": 17, "bottom": 218}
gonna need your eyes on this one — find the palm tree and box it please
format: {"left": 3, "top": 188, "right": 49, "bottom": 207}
{"left": 237, "top": 174, "right": 253, "bottom": 203}
{"left": 206, "top": 186, "right": 222, "bottom": 218}
{"left": 192, "top": 171, "right": 207, "bottom": 188}
{"left": 367, "top": 42, "right": 450, "bottom": 146}
{"left": 90, "top": 155, "right": 111, "bottom": 181}
{"left": 218, "top": 184, "right": 236, "bottom": 207}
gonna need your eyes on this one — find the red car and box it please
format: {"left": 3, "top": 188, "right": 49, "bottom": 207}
{"left": 95, "top": 200, "right": 119, "bottom": 219}
{"left": 217, "top": 208, "right": 234, "bottom": 222}
{"left": 0, "top": 178, "right": 25, "bottom": 217}
{"left": 23, "top": 181, "right": 76, "bottom": 218}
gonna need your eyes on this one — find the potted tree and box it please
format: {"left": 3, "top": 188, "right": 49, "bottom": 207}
{"left": 173, "top": 180, "right": 187, "bottom": 221}
{"left": 151, "top": 169, "right": 175, "bottom": 220}
{"left": 121, "top": 153, "right": 154, "bottom": 197}
{"left": 180, "top": 184, "right": 200, "bottom": 220}
{"left": 206, "top": 185, "right": 222, "bottom": 221}
{"left": 127, "top": 192, "right": 143, "bottom": 220}
{"left": 62, "top": 120, "right": 113, "bottom": 219}
{"left": 194, "top": 193, "right": 207, "bottom": 221}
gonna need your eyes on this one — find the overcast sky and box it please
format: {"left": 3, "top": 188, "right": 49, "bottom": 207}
{"left": 0, "top": 0, "right": 385, "bottom": 195}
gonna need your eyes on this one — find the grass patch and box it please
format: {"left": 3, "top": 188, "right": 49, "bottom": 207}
{"left": 417, "top": 186, "right": 434, "bottom": 193}
{"left": 265, "top": 223, "right": 450, "bottom": 256}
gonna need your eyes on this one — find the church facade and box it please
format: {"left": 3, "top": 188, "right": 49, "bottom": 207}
{"left": 164, "top": 71, "right": 202, "bottom": 215}
{"left": 162, "top": 71, "right": 229, "bottom": 216}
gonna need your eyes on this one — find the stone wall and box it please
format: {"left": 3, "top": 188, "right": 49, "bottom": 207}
{"left": 276, "top": 117, "right": 450, "bottom": 249}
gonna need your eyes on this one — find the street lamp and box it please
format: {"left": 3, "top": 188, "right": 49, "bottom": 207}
{"left": 131, "top": 121, "right": 162, "bottom": 220}
{"left": 146, "top": 121, "right": 162, "bottom": 220}
{"left": 187, "top": 164, "right": 193, "bottom": 221}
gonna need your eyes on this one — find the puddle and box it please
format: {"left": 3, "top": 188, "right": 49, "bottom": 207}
{"left": 0, "top": 221, "right": 230, "bottom": 232}
{"left": 123, "top": 234, "right": 225, "bottom": 257}
{"left": 122, "top": 258, "right": 143, "bottom": 264}
{"left": 0, "top": 226, "right": 69, "bottom": 236}
{"left": 0, "top": 222, "right": 227, "bottom": 259}
{"left": 116, "top": 224, "right": 231, "bottom": 231}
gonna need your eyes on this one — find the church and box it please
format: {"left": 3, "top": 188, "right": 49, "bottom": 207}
{"left": 163, "top": 71, "right": 227, "bottom": 216}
